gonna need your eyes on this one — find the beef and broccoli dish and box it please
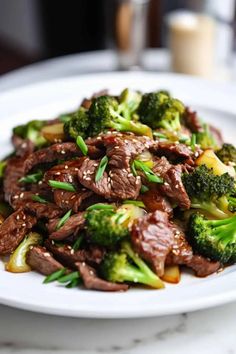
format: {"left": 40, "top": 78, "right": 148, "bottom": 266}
{"left": 0, "top": 88, "right": 236, "bottom": 291}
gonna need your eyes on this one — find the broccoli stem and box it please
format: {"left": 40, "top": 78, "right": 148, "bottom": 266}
{"left": 118, "top": 263, "right": 164, "bottom": 288}
{"left": 122, "top": 242, "right": 164, "bottom": 289}
{"left": 110, "top": 110, "right": 152, "bottom": 137}
{"left": 191, "top": 200, "right": 231, "bottom": 219}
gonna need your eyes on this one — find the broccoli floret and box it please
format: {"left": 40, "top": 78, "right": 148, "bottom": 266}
{"left": 63, "top": 107, "right": 90, "bottom": 140}
{"left": 182, "top": 165, "right": 235, "bottom": 219}
{"left": 13, "top": 120, "right": 47, "bottom": 147}
{"left": 216, "top": 143, "right": 236, "bottom": 165}
{"left": 85, "top": 207, "right": 130, "bottom": 247}
{"left": 118, "top": 88, "right": 142, "bottom": 120}
{"left": 137, "top": 91, "right": 185, "bottom": 131}
{"left": 188, "top": 213, "right": 236, "bottom": 264}
{"left": 196, "top": 124, "right": 219, "bottom": 150}
{"left": 100, "top": 241, "right": 164, "bottom": 288}
{"left": 88, "top": 95, "right": 152, "bottom": 137}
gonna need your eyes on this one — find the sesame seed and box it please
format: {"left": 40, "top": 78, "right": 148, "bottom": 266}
{"left": 74, "top": 168, "right": 79, "bottom": 171}
{"left": 16, "top": 215, "right": 20, "bottom": 220}
{"left": 22, "top": 223, "right": 26, "bottom": 227}
{"left": 64, "top": 165, "right": 68, "bottom": 169}
{"left": 44, "top": 253, "right": 51, "bottom": 257}
{"left": 89, "top": 270, "right": 94, "bottom": 275}
{"left": 128, "top": 173, "right": 133, "bottom": 177}
{"left": 55, "top": 172, "right": 61, "bottom": 176}
{"left": 114, "top": 146, "right": 119, "bottom": 149}
{"left": 70, "top": 249, "right": 75, "bottom": 255}
{"left": 19, "top": 192, "right": 24, "bottom": 198}
{"left": 61, "top": 150, "right": 66, "bottom": 154}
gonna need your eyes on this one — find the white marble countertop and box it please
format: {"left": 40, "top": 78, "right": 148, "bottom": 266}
{"left": 1, "top": 49, "right": 236, "bottom": 354}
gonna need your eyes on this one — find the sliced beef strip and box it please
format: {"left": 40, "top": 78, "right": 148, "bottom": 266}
{"left": 44, "top": 159, "right": 93, "bottom": 212}
{"left": 45, "top": 240, "right": 104, "bottom": 268}
{"left": 166, "top": 222, "right": 220, "bottom": 277}
{"left": 187, "top": 255, "right": 220, "bottom": 277}
{"left": 24, "top": 201, "right": 63, "bottom": 219}
{"left": 12, "top": 135, "right": 35, "bottom": 157}
{"left": 103, "top": 133, "right": 153, "bottom": 169}
{"left": 77, "top": 157, "right": 141, "bottom": 200}
{"left": 76, "top": 261, "right": 129, "bottom": 292}
{"left": 3, "top": 143, "right": 88, "bottom": 207}
{"left": 131, "top": 211, "right": 175, "bottom": 277}
{"left": 141, "top": 187, "right": 173, "bottom": 216}
{"left": 160, "top": 164, "right": 191, "bottom": 210}
{"left": 183, "top": 107, "right": 203, "bottom": 133}
{"left": 26, "top": 246, "right": 64, "bottom": 275}
{"left": 166, "top": 223, "right": 193, "bottom": 265}
{"left": 151, "top": 141, "right": 196, "bottom": 165}
{"left": 48, "top": 213, "right": 85, "bottom": 240}
{"left": 3, "top": 156, "right": 26, "bottom": 205}
{"left": 0, "top": 209, "right": 36, "bottom": 255}
{"left": 152, "top": 157, "right": 191, "bottom": 209}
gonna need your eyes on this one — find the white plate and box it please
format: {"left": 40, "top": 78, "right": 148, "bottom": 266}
{"left": 0, "top": 72, "right": 236, "bottom": 318}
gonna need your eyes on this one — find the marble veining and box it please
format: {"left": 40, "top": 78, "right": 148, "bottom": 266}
{"left": 0, "top": 303, "right": 236, "bottom": 354}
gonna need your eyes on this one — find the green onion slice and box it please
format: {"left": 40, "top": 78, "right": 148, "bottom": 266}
{"left": 48, "top": 180, "right": 76, "bottom": 192}
{"left": 57, "top": 271, "right": 80, "bottom": 284}
{"left": 76, "top": 135, "right": 88, "bottom": 156}
{"left": 95, "top": 156, "right": 109, "bottom": 182}
{"left": 123, "top": 200, "right": 145, "bottom": 208}
{"left": 73, "top": 235, "right": 83, "bottom": 251}
{"left": 140, "top": 185, "right": 149, "bottom": 193}
{"left": 19, "top": 171, "right": 43, "bottom": 184}
{"left": 43, "top": 268, "right": 66, "bottom": 284}
{"left": 134, "top": 160, "right": 163, "bottom": 184}
{"left": 86, "top": 203, "right": 114, "bottom": 211}
{"left": 31, "top": 195, "right": 48, "bottom": 203}
{"left": 66, "top": 278, "right": 81, "bottom": 288}
{"left": 56, "top": 209, "right": 72, "bottom": 230}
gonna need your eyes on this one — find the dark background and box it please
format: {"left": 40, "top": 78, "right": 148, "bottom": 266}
{"left": 0, "top": 0, "right": 235, "bottom": 75}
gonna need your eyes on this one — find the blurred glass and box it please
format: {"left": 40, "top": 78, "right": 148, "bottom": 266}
{"left": 113, "top": 0, "right": 150, "bottom": 70}
{"left": 165, "top": 0, "right": 235, "bottom": 79}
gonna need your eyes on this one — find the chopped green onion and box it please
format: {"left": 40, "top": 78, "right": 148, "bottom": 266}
{"left": 19, "top": 171, "right": 43, "bottom": 184}
{"left": 190, "top": 134, "right": 197, "bottom": 151}
{"left": 123, "top": 200, "right": 145, "bottom": 208}
{"left": 76, "top": 135, "right": 88, "bottom": 156}
{"left": 95, "top": 156, "right": 109, "bottom": 182}
{"left": 66, "top": 278, "right": 81, "bottom": 288}
{"left": 48, "top": 180, "right": 76, "bottom": 192}
{"left": 31, "top": 195, "right": 48, "bottom": 203}
{"left": 0, "top": 161, "right": 7, "bottom": 178}
{"left": 134, "top": 160, "right": 163, "bottom": 184}
{"left": 57, "top": 271, "right": 80, "bottom": 284}
{"left": 73, "top": 235, "right": 83, "bottom": 251}
{"left": 86, "top": 203, "right": 114, "bottom": 211}
{"left": 153, "top": 132, "right": 167, "bottom": 139}
{"left": 131, "top": 162, "right": 137, "bottom": 176}
{"left": 140, "top": 185, "right": 149, "bottom": 193}
{"left": 56, "top": 209, "right": 72, "bottom": 230}
{"left": 43, "top": 268, "right": 66, "bottom": 284}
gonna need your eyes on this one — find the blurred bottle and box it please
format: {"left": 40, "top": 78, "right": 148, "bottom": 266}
{"left": 114, "top": 0, "right": 150, "bottom": 70}
{"left": 166, "top": 0, "right": 235, "bottom": 79}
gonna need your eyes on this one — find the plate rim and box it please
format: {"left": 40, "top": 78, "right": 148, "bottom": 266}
{"left": 1, "top": 71, "right": 236, "bottom": 318}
